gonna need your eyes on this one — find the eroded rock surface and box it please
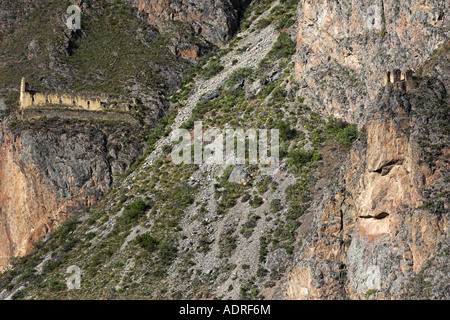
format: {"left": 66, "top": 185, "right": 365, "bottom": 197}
{"left": 294, "top": 0, "right": 449, "bottom": 122}
{"left": 125, "top": 0, "right": 249, "bottom": 45}
{"left": 0, "top": 119, "right": 145, "bottom": 267}
{"left": 287, "top": 70, "right": 449, "bottom": 300}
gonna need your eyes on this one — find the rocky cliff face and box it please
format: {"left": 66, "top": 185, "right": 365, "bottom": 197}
{"left": 287, "top": 73, "right": 449, "bottom": 299}
{"left": 0, "top": 0, "right": 250, "bottom": 271}
{"left": 287, "top": 0, "right": 449, "bottom": 299}
{"left": 0, "top": 0, "right": 448, "bottom": 301}
{"left": 125, "top": 0, "right": 249, "bottom": 45}
{"left": 294, "top": 0, "right": 449, "bottom": 122}
{"left": 0, "top": 118, "right": 145, "bottom": 267}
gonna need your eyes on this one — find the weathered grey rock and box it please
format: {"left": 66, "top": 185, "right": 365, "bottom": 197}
{"left": 226, "top": 79, "right": 244, "bottom": 91}
{"left": 271, "top": 72, "right": 284, "bottom": 81}
{"left": 265, "top": 248, "right": 288, "bottom": 271}
{"left": 201, "top": 91, "right": 220, "bottom": 101}
{"left": 124, "top": 0, "right": 250, "bottom": 45}
{"left": 228, "top": 166, "right": 251, "bottom": 184}
{"left": 27, "top": 39, "right": 40, "bottom": 58}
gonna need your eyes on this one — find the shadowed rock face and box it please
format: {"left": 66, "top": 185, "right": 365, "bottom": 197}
{"left": 0, "top": 119, "right": 145, "bottom": 267}
{"left": 124, "top": 0, "right": 249, "bottom": 45}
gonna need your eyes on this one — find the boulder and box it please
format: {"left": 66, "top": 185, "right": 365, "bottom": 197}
{"left": 201, "top": 91, "right": 220, "bottom": 101}
{"left": 228, "top": 166, "right": 251, "bottom": 184}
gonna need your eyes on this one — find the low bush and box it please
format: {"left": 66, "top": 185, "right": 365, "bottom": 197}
{"left": 136, "top": 234, "right": 160, "bottom": 252}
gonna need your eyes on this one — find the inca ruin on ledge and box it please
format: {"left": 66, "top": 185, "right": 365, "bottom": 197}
{"left": 383, "top": 69, "right": 417, "bottom": 90}
{"left": 19, "top": 77, "right": 135, "bottom": 112}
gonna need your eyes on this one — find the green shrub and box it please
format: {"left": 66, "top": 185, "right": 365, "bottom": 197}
{"left": 249, "top": 196, "right": 264, "bottom": 208}
{"left": 240, "top": 277, "right": 260, "bottom": 299}
{"left": 11, "top": 290, "right": 26, "bottom": 300}
{"left": 337, "top": 124, "right": 358, "bottom": 147}
{"left": 55, "top": 217, "right": 79, "bottom": 241}
{"left": 121, "top": 199, "right": 150, "bottom": 224}
{"left": 269, "top": 85, "right": 287, "bottom": 104}
{"left": 136, "top": 234, "right": 160, "bottom": 252}
{"left": 49, "top": 279, "right": 66, "bottom": 292}
{"left": 180, "top": 118, "right": 195, "bottom": 130}
{"left": 200, "top": 60, "right": 224, "bottom": 79}
{"left": 219, "top": 229, "right": 237, "bottom": 258}
{"left": 288, "top": 149, "right": 321, "bottom": 172}
{"left": 263, "top": 32, "right": 296, "bottom": 64}
{"left": 275, "top": 15, "right": 296, "bottom": 30}
{"left": 308, "top": 116, "right": 359, "bottom": 148}
{"left": 240, "top": 215, "right": 261, "bottom": 238}
{"left": 274, "top": 121, "right": 297, "bottom": 141}
{"left": 270, "top": 199, "right": 283, "bottom": 213}
{"left": 256, "top": 18, "right": 271, "bottom": 29}
{"left": 259, "top": 236, "right": 270, "bottom": 263}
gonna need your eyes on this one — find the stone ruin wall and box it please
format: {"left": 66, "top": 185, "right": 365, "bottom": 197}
{"left": 383, "top": 69, "right": 416, "bottom": 90}
{"left": 19, "top": 78, "right": 131, "bottom": 112}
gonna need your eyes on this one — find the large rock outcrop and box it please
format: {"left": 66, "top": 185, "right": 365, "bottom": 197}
{"left": 125, "top": 0, "right": 249, "bottom": 45}
{"left": 287, "top": 54, "right": 449, "bottom": 300}
{"left": 294, "top": 0, "right": 449, "bottom": 122}
{"left": 287, "top": 0, "right": 449, "bottom": 299}
{"left": 0, "top": 118, "right": 145, "bottom": 267}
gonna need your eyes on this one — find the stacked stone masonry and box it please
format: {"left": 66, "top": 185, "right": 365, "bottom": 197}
{"left": 18, "top": 78, "right": 138, "bottom": 124}
{"left": 383, "top": 69, "right": 416, "bottom": 90}
{"left": 19, "top": 77, "right": 134, "bottom": 112}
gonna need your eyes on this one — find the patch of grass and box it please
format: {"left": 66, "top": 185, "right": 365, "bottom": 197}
{"left": 261, "top": 32, "right": 296, "bottom": 65}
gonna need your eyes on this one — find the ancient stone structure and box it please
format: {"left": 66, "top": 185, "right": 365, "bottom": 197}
{"left": 19, "top": 77, "right": 131, "bottom": 112}
{"left": 383, "top": 69, "right": 415, "bottom": 89}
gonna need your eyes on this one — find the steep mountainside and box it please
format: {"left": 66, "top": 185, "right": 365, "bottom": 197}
{"left": 0, "top": 119, "right": 146, "bottom": 267}
{"left": 124, "top": 0, "right": 250, "bottom": 46}
{"left": 0, "top": 0, "right": 248, "bottom": 269}
{"left": 0, "top": 0, "right": 448, "bottom": 300}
